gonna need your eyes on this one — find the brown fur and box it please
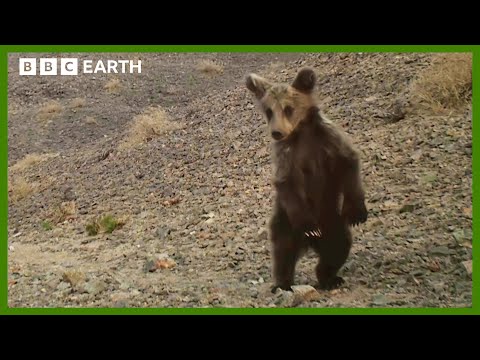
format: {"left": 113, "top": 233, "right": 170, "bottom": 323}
{"left": 245, "top": 67, "right": 368, "bottom": 291}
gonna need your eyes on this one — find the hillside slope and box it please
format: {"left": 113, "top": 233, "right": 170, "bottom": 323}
{"left": 7, "top": 52, "right": 472, "bottom": 308}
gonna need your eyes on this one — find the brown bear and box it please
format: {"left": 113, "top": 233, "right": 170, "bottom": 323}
{"left": 245, "top": 67, "right": 368, "bottom": 292}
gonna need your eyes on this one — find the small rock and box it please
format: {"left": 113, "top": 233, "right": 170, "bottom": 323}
{"left": 429, "top": 246, "right": 452, "bottom": 256}
{"left": 452, "top": 229, "right": 472, "bottom": 248}
{"left": 411, "top": 149, "right": 422, "bottom": 161}
{"left": 63, "top": 186, "right": 77, "bottom": 201}
{"left": 257, "top": 228, "right": 268, "bottom": 241}
{"left": 144, "top": 260, "right": 157, "bottom": 272}
{"left": 420, "top": 173, "right": 437, "bottom": 184}
{"left": 427, "top": 260, "right": 441, "bottom": 272}
{"left": 273, "top": 289, "right": 295, "bottom": 307}
{"left": 84, "top": 280, "right": 106, "bottom": 295}
{"left": 155, "top": 226, "right": 170, "bottom": 240}
{"left": 144, "top": 254, "right": 176, "bottom": 273}
{"left": 463, "top": 207, "right": 472, "bottom": 218}
{"left": 408, "top": 275, "right": 421, "bottom": 285}
{"left": 342, "top": 260, "right": 356, "bottom": 272}
{"left": 410, "top": 269, "right": 426, "bottom": 277}
{"left": 62, "top": 270, "right": 86, "bottom": 287}
{"left": 250, "top": 288, "right": 259, "bottom": 298}
{"left": 462, "top": 260, "right": 472, "bottom": 278}
{"left": 56, "top": 282, "right": 71, "bottom": 291}
{"left": 114, "top": 300, "right": 128, "bottom": 308}
{"left": 204, "top": 218, "right": 215, "bottom": 225}
{"left": 201, "top": 212, "right": 215, "bottom": 219}
{"left": 371, "top": 220, "right": 384, "bottom": 227}
{"left": 256, "top": 146, "right": 269, "bottom": 158}
{"left": 371, "top": 294, "right": 389, "bottom": 306}
{"left": 383, "top": 100, "right": 406, "bottom": 123}
{"left": 430, "top": 281, "right": 445, "bottom": 293}
{"left": 119, "top": 281, "right": 131, "bottom": 290}
{"left": 291, "top": 285, "right": 321, "bottom": 306}
{"left": 399, "top": 203, "right": 416, "bottom": 213}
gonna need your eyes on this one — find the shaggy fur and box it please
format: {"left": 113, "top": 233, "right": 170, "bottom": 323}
{"left": 246, "top": 67, "right": 368, "bottom": 291}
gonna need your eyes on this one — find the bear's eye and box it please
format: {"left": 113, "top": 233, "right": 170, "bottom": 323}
{"left": 265, "top": 108, "right": 273, "bottom": 121}
{"left": 284, "top": 106, "right": 293, "bottom": 117}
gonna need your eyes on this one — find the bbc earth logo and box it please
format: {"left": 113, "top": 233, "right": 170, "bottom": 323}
{"left": 19, "top": 58, "right": 142, "bottom": 76}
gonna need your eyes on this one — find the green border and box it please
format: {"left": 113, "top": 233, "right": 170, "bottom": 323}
{"left": 472, "top": 49, "right": 478, "bottom": 311}
{"left": 0, "top": 44, "right": 477, "bottom": 315}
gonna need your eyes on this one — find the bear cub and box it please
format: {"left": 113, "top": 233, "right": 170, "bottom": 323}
{"left": 245, "top": 67, "right": 368, "bottom": 292}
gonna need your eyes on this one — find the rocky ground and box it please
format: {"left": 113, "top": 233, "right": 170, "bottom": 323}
{"left": 7, "top": 52, "right": 472, "bottom": 308}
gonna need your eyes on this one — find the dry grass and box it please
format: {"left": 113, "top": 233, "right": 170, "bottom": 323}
{"left": 410, "top": 53, "right": 472, "bottom": 113}
{"left": 10, "top": 152, "right": 59, "bottom": 172}
{"left": 69, "top": 97, "right": 86, "bottom": 108}
{"left": 197, "top": 60, "right": 224, "bottom": 75}
{"left": 85, "top": 214, "right": 128, "bottom": 236}
{"left": 104, "top": 78, "right": 123, "bottom": 94}
{"left": 119, "top": 106, "right": 184, "bottom": 150}
{"left": 36, "top": 101, "right": 63, "bottom": 122}
{"left": 48, "top": 201, "right": 77, "bottom": 224}
{"left": 8, "top": 177, "right": 35, "bottom": 202}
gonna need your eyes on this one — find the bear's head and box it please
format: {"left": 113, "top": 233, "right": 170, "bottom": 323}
{"left": 245, "top": 67, "right": 317, "bottom": 141}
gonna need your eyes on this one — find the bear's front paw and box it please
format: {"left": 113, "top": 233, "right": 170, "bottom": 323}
{"left": 343, "top": 201, "right": 368, "bottom": 226}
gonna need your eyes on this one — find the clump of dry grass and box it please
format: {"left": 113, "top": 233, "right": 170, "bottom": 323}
{"left": 119, "top": 106, "right": 184, "bottom": 150}
{"left": 104, "top": 78, "right": 123, "bottom": 94}
{"left": 197, "top": 60, "right": 224, "bottom": 75}
{"left": 8, "top": 177, "right": 35, "bottom": 202}
{"left": 37, "top": 100, "right": 63, "bottom": 121}
{"left": 85, "top": 214, "right": 127, "bottom": 236}
{"left": 9, "top": 174, "right": 55, "bottom": 203}
{"left": 48, "top": 201, "right": 77, "bottom": 224}
{"left": 69, "top": 97, "right": 86, "bottom": 108}
{"left": 10, "top": 152, "right": 59, "bottom": 172}
{"left": 410, "top": 53, "right": 472, "bottom": 113}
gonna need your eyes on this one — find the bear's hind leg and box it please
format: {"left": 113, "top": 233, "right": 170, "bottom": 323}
{"left": 312, "top": 219, "right": 352, "bottom": 290}
{"left": 269, "top": 204, "right": 305, "bottom": 293}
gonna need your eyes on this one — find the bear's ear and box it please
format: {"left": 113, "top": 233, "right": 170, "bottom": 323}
{"left": 246, "top": 73, "right": 271, "bottom": 99}
{"left": 291, "top": 67, "right": 316, "bottom": 93}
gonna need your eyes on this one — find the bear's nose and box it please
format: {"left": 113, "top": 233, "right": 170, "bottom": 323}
{"left": 271, "top": 131, "right": 283, "bottom": 140}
